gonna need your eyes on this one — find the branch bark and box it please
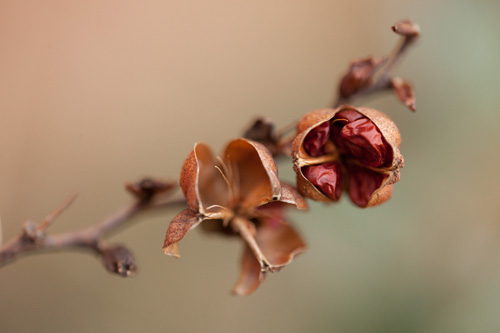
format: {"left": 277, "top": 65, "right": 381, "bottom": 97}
{"left": 0, "top": 178, "right": 186, "bottom": 276}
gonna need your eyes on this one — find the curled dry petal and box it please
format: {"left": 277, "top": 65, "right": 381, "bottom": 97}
{"left": 232, "top": 215, "right": 306, "bottom": 296}
{"left": 232, "top": 245, "right": 263, "bottom": 296}
{"left": 181, "top": 143, "right": 230, "bottom": 214}
{"left": 163, "top": 209, "right": 201, "bottom": 258}
{"left": 223, "top": 138, "right": 281, "bottom": 209}
{"left": 391, "top": 77, "right": 416, "bottom": 112}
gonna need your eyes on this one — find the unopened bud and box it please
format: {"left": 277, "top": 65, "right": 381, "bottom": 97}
{"left": 102, "top": 245, "right": 137, "bottom": 277}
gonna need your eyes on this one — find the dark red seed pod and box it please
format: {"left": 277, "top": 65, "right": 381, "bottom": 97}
{"left": 292, "top": 105, "right": 403, "bottom": 208}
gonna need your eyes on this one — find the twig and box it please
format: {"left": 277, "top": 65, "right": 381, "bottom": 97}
{"left": 334, "top": 19, "right": 419, "bottom": 108}
{"left": 0, "top": 178, "right": 186, "bottom": 276}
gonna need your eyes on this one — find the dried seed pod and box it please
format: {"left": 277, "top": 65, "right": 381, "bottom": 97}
{"left": 339, "top": 56, "right": 387, "bottom": 99}
{"left": 164, "top": 138, "right": 308, "bottom": 295}
{"left": 292, "top": 105, "right": 403, "bottom": 208}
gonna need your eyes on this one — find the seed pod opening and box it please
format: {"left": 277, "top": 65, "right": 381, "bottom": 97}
{"left": 292, "top": 105, "right": 403, "bottom": 208}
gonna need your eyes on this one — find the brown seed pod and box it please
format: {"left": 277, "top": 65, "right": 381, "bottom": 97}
{"left": 292, "top": 105, "right": 403, "bottom": 208}
{"left": 163, "top": 138, "right": 308, "bottom": 296}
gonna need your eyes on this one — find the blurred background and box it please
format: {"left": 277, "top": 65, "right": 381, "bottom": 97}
{"left": 1, "top": 0, "right": 499, "bottom": 332}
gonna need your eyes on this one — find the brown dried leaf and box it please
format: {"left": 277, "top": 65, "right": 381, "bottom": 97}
{"left": 163, "top": 209, "right": 201, "bottom": 258}
{"left": 391, "top": 77, "right": 416, "bottom": 112}
{"left": 392, "top": 19, "right": 420, "bottom": 38}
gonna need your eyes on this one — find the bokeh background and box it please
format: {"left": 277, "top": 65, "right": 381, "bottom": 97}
{"left": 1, "top": 0, "right": 499, "bottom": 332}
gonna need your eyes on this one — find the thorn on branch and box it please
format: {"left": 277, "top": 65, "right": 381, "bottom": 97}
{"left": 38, "top": 192, "right": 78, "bottom": 231}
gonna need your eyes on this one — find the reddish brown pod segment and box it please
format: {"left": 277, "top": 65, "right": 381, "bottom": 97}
{"left": 292, "top": 105, "right": 403, "bottom": 208}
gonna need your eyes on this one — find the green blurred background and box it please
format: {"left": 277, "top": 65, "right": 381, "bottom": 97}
{"left": 1, "top": 0, "right": 499, "bottom": 332}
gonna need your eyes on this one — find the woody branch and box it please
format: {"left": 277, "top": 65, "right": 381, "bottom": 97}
{"left": 0, "top": 178, "right": 185, "bottom": 276}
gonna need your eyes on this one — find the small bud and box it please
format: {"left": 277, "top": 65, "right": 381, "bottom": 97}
{"left": 102, "top": 245, "right": 137, "bottom": 277}
{"left": 126, "top": 177, "right": 176, "bottom": 201}
{"left": 339, "top": 57, "right": 386, "bottom": 99}
{"left": 391, "top": 77, "right": 416, "bottom": 112}
{"left": 392, "top": 19, "right": 420, "bottom": 38}
{"left": 242, "top": 118, "right": 279, "bottom": 156}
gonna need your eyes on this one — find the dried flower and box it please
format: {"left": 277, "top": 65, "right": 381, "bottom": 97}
{"left": 293, "top": 105, "right": 404, "bottom": 207}
{"left": 163, "top": 138, "right": 307, "bottom": 295}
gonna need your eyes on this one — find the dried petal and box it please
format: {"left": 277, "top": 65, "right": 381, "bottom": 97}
{"left": 181, "top": 143, "right": 230, "bottom": 214}
{"left": 392, "top": 19, "right": 420, "bottom": 38}
{"left": 302, "top": 162, "right": 343, "bottom": 201}
{"left": 163, "top": 209, "right": 201, "bottom": 257}
{"left": 391, "top": 77, "right": 416, "bottom": 112}
{"left": 224, "top": 139, "right": 280, "bottom": 209}
{"left": 339, "top": 57, "right": 386, "bottom": 99}
{"left": 102, "top": 245, "right": 137, "bottom": 277}
{"left": 232, "top": 245, "right": 264, "bottom": 296}
{"left": 256, "top": 215, "right": 305, "bottom": 268}
{"left": 232, "top": 214, "right": 305, "bottom": 296}
{"left": 278, "top": 183, "right": 308, "bottom": 210}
